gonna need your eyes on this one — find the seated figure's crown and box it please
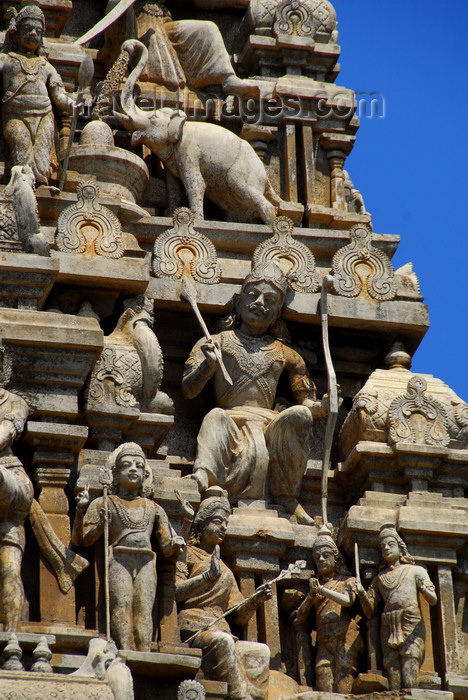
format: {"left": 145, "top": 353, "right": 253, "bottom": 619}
{"left": 242, "top": 261, "right": 289, "bottom": 297}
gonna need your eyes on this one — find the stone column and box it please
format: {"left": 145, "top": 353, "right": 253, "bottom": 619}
{"left": 257, "top": 571, "right": 282, "bottom": 670}
{"left": 238, "top": 572, "right": 257, "bottom": 640}
{"left": 301, "top": 123, "right": 315, "bottom": 209}
{"left": 240, "top": 125, "right": 277, "bottom": 162}
{"left": 281, "top": 121, "right": 298, "bottom": 202}
{"left": 327, "top": 149, "right": 346, "bottom": 210}
{"left": 157, "top": 560, "right": 180, "bottom": 645}
{"left": 321, "top": 133, "right": 355, "bottom": 213}
{"left": 25, "top": 421, "right": 88, "bottom": 626}
{"left": 436, "top": 565, "right": 460, "bottom": 676}
{"left": 35, "top": 466, "right": 76, "bottom": 625}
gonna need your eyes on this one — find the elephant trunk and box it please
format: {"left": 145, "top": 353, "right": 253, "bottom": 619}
{"left": 132, "top": 318, "right": 164, "bottom": 403}
{"left": 115, "top": 39, "right": 152, "bottom": 131}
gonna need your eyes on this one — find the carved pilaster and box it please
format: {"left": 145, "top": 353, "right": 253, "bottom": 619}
{"left": 437, "top": 565, "right": 460, "bottom": 677}
{"left": 34, "top": 466, "right": 75, "bottom": 624}
{"left": 281, "top": 122, "right": 298, "bottom": 203}
{"left": 326, "top": 149, "right": 346, "bottom": 210}
{"left": 25, "top": 421, "right": 88, "bottom": 626}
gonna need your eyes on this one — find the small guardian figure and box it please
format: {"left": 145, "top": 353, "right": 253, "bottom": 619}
{"left": 356, "top": 525, "right": 437, "bottom": 690}
{"left": 72, "top": 442, "right": 184, "bottom": 651}
{"left": 291, "top": 527, "right": 363, "bottom": 693}
{"left": 0, "top": 2, "right": 73, "bottom": 184}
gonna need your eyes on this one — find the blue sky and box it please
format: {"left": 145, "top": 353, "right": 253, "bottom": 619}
{"left": 331, "top": 0, "right": 468, "bottom": 402}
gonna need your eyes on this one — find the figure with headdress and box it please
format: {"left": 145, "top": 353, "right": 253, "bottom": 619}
{"left": 182, "top": 262, "right": 328, "bottom": 525}
{"left": 0, "top": 2, "right": 73, "bottom": 184}
{"left": 72, "top": 442, "right": 184, "bottom": 651}
{"left": 291, "top": 527, "right": 363, "bottom": 692}
{"left": 175, "top": 495, "right": 272, "bottom": 699}
{"left": 0, "top": 354, "right": 32, "bottom": 631}
{"left": 356, "top": 525, "right": 437, "bottom": 689}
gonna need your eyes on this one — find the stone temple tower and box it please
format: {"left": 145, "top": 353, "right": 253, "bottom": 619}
{"left": 0, "top": 0, "right": 466, "bottom": 698}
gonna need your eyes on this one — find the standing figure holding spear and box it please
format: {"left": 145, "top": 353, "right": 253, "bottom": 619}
{"left": 72, "top": 442, "right": 184, "bottom": 651}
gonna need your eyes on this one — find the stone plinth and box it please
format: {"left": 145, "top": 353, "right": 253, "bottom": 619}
{"left": 0, "top": 308, "right": 102, "bottom": 420}
{"left": 234, "top": 34, "right": 340, "bottom": 82}
{"left": 337, "top": 442, "right": 468, "bottom": 500}
{"left": 0, "top": 252, "right": 58, "bottom": 310}
{"left": 0, "top": 673, "right": 114, "bottom": 699}
{"left": 68, "top": 145, "right": 150, "bottom": 204}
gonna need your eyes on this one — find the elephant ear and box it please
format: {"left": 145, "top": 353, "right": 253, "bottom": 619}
{"left": 166, "top": 109, "right": 187, "bottom": 144}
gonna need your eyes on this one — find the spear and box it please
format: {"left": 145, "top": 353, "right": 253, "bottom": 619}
{"left": 57, "top": 54, "right": 94, "bottom": 192}
{"left": 99, "top": 466, "right": 113, "bottom": 642}
{"left": 184, "top": 560, "right": 306, "bottom": 644}
{"left": 320, "top": 274, "right": 339, "bottom": 528}
{"left": 180, "top": 274, "right": 233, "bottom": 386}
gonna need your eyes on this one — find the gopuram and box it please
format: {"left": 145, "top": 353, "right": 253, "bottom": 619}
{"left": 0, "top": 1, "right": 466, "bottom": 699}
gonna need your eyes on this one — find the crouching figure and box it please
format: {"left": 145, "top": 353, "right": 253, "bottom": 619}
{"left": 176, "top": 496, "right": 271, "bottom": 699}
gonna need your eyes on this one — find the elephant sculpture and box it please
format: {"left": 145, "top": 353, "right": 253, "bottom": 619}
{"left": 115, "top": 40, "right": 282, "bottom": 224}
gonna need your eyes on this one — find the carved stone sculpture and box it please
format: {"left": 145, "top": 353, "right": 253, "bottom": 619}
{"left": 0, "top": 188, "right": 18, "bottom": 249}
{"left": 2, "top": 165, "right": 49, "bottom": 255}
{"left": 0, "top": 354, "right": 33, "bottom": 631}
{"left": 72, "top": 442, "right": 184, "bottom": 650}
{"left": 153, "top": 208, "right": 221, "bottom": 284}
{"left": 72, "top": 638, "right": 134, "bottom": 700}
{"left": 115, "top": 40, "right": 282, "bottom": 223}
{"left": 332, "top": 223, "right": 396, "bottom": 301}
{"left": 0, "top": 3, "right": 72, "bottom": 184}
{"left": 175, "top": 496, "right": 271, "bottom": 700}
{"left": 273, "top": 0, "right": 317, "bottom": 39}
{"left": 344, "top": 170, "right": 367, "bottom": 215}
{"left": 85, "top": 296, "right": 174, "bottom": 415}
{"left": 252, "top": 215, "right": 318, "bottom": 293}
{"left": 183, "top": 262, "right": 328, "bottom": 525}
{"left": 357, "top": 525, "right": 438, "bottom": 690}
{"left": 291, "top": 527, "right": 363, "bottom": 693}
{"left": 249, "top": 0, "right": 337, "bottom": 41}
{"left": 339, "top": 341, "right": 468, "bottom": 457}
{"left": 177, "top": 679, "right": 206, "bottom": 700}
{"left": 388, "top": 375, "right": 450, "bottom": 447}
{"left": 102, "top": 0, "right": 260, "bottom": 98}
{"left": 56, "top": 181, "right": 123, "bottom": 258}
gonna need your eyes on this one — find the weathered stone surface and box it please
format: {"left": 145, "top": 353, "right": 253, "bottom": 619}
{"left": 0, "top": 673, "right": 115, "bottom": 699}
{"left": 0, "top": 5, "right": 73, "bottom": 187}
{"left": 339, "top": 344, "right": 468, "bottom": 459}
{"left": 356, "top": 526, "right": 438, "bottom": 690}
{"left": 116, "top": 41, "right": 283, "bottom": 223}
{"left": 0, "top": 2, "right": 466, "bottom": 698}
{"left": 183, "top": 263, "right": 327, "bottom": 524}
{"left": 72, "top": 443, "right": 184, "bottom": 651}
